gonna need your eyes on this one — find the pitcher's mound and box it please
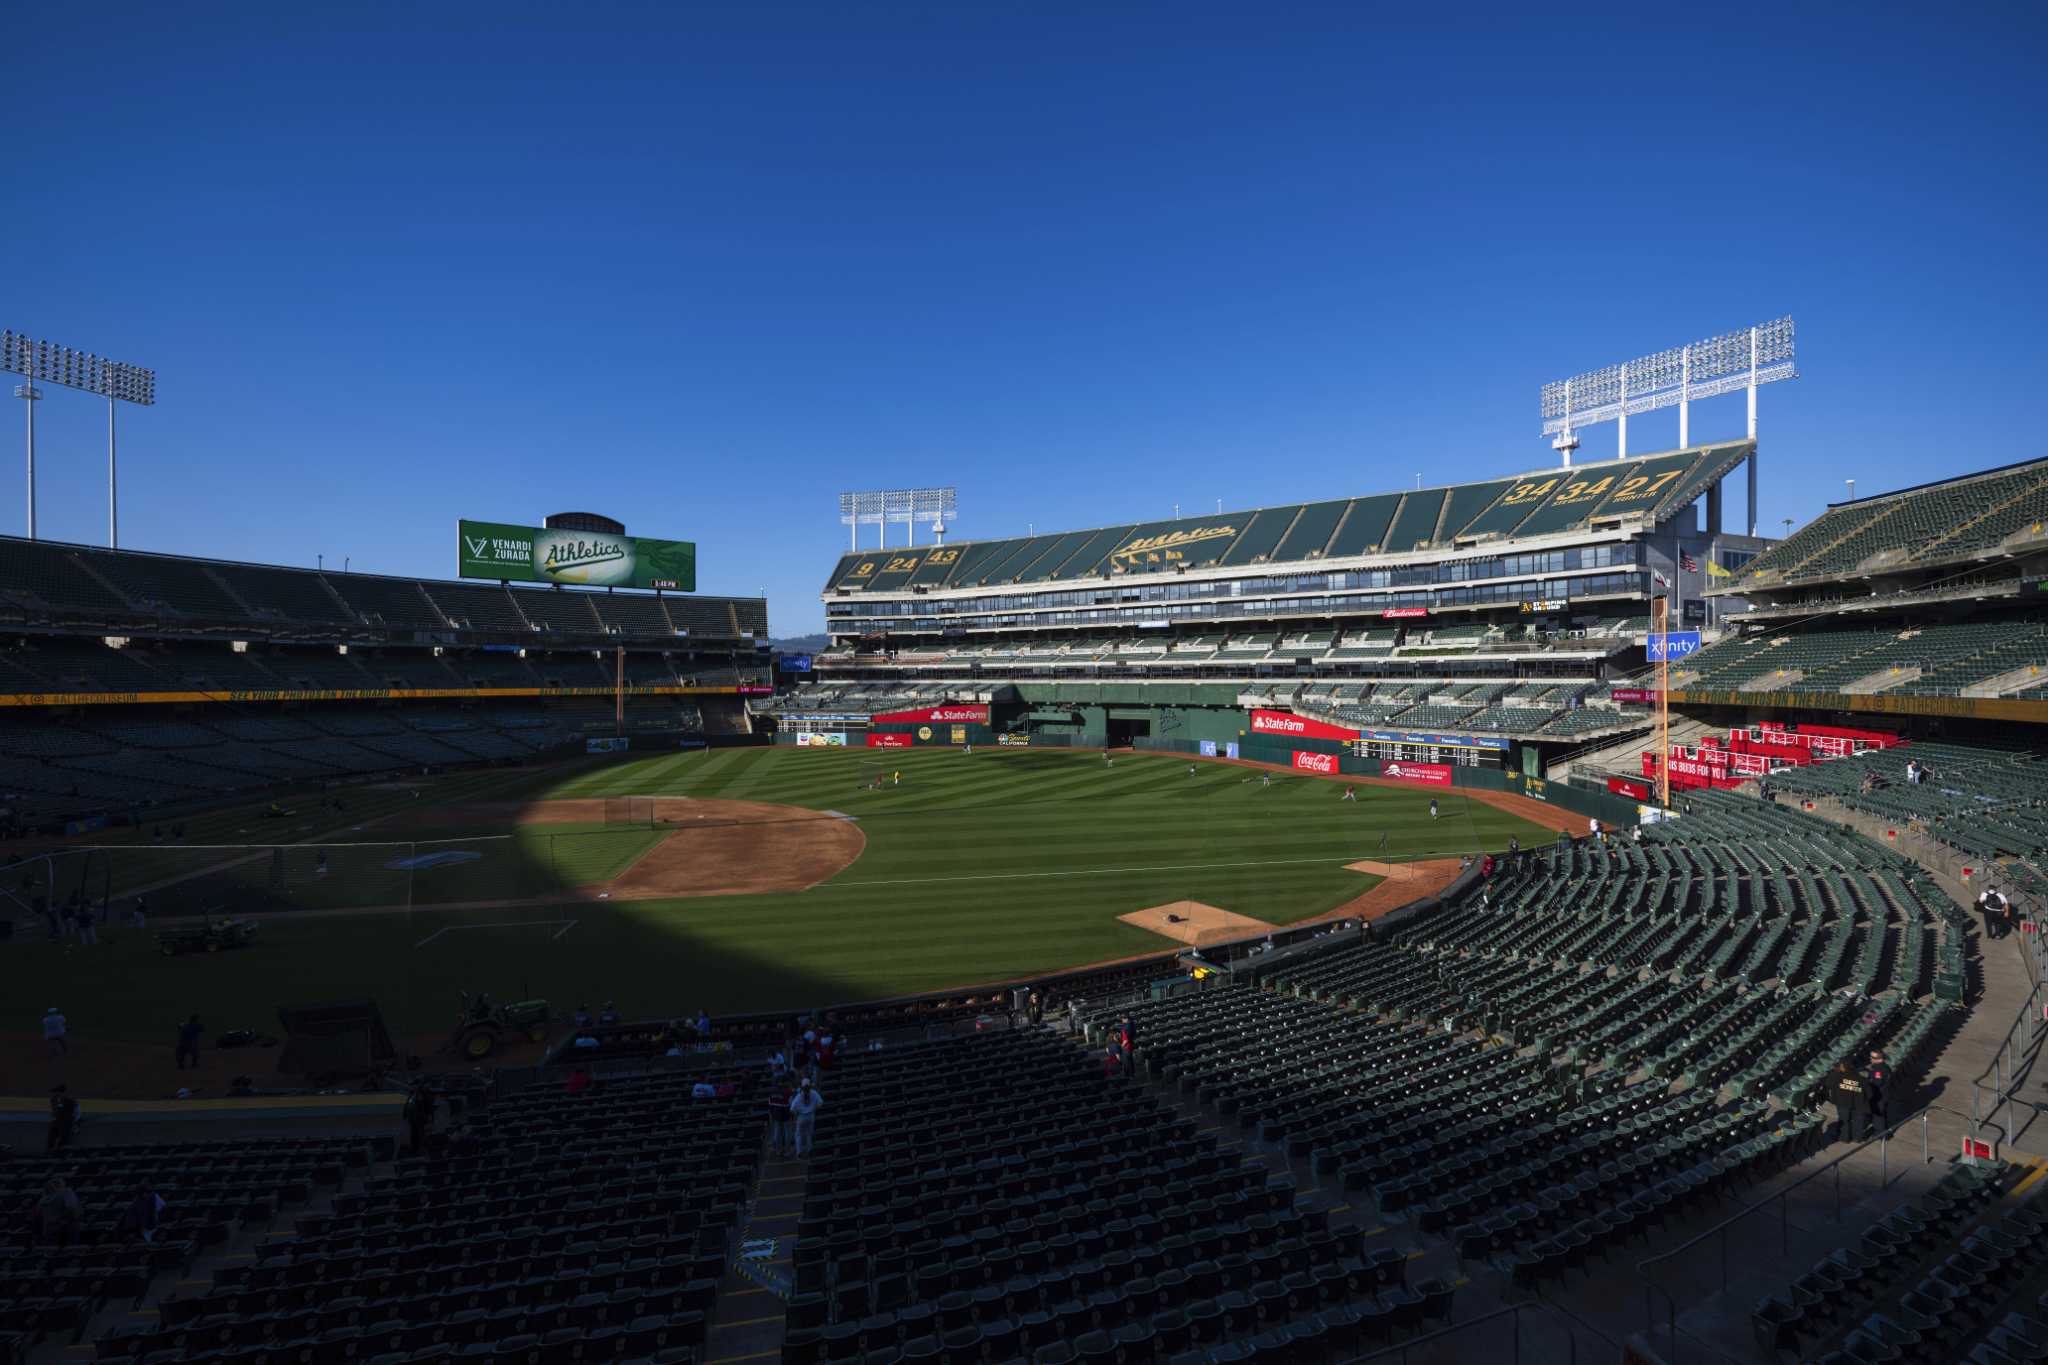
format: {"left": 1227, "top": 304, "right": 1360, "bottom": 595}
{"left": 1120, "top": 901, "right": 1277, "bottom": 947}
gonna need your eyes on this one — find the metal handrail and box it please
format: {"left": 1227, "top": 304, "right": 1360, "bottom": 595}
{"left": 1339, "top": 1298, "right": 1620, "bottom": 1365}
{"left": 1637, "top": 1105, "right": 1934, "bottom": 1350}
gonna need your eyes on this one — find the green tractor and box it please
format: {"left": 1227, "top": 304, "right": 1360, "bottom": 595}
{"left": 450, "top": 992, "right": 553, "bottom": 1060}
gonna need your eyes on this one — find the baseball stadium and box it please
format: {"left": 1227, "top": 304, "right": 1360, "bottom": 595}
{"left": 9, "top": 299, "right": 2048, "bottom": 1365}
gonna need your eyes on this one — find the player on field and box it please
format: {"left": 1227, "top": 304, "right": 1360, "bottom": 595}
{"left": 1260, "top": 772, "right": 1272, "bottom": 789}
{"left": 1429, "top": 798, "right": 1439, "bottom": 820}
{"left": 1342, "top": 784, "right": 1356, "bottom": 802}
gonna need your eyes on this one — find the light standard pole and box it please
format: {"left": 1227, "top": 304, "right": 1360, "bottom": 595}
{"left": 2, "top": 331, "right": 155, "bottom": 547}
{"left": 14, "top": 381, "right": 39, "bottom": 538}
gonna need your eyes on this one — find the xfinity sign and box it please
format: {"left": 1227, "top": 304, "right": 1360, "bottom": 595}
{"left": 1646, "top": 631, "right": 1702, "bottom": 662}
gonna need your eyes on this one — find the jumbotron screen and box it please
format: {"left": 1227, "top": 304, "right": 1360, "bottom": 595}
{"left": 459, "top": 520, "right": 696, "bottom": 591}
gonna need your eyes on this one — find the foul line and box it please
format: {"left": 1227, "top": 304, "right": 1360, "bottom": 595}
{"left": 414, "top": 919, "right": 579, "bottom": 949}
{"left": 833, "top": 854, "right": 1437, "bottom": 889}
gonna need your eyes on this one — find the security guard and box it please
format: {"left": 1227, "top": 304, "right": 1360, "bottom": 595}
{"left": 1832, "top": 1059, "right": 1869, "bottom": 1142}
{"left": 1863, "top": 1050, "right": 1891, "bottom": 1140}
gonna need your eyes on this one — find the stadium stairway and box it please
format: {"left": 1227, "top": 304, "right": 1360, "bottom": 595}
{"left": 1549, "top": 714, "right": 1714, "bottom": 784}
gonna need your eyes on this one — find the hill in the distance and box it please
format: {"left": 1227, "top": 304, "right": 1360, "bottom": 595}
{"left": 769, "top": 633, "right": 829, "bottom": 654}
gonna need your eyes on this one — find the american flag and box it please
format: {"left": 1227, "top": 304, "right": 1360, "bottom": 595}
{"left": 1681, "top": 554, "right": 1699, "bottom": 573}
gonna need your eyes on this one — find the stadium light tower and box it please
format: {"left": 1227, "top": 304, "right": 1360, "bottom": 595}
{"left": 838, "top": 487, "right": 957, "bottom": 550}
{"left": 1541, "top": 318, "right": 1795, "bottom": 535}
{"left": 2, "top": 330, "right": 156, "bottom": 545}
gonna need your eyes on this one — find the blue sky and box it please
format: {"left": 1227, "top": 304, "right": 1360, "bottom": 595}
{"left": 5, "top": 3, "right": 2043, "bottom": 632}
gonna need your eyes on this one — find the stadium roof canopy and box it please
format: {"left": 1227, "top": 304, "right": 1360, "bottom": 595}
{"left": 825, "top": 441, "right": 1751, "bottom": 594}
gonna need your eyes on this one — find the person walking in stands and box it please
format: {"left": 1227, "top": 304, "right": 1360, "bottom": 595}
{"left": 1102, "top": 1040, "right": 1124, "bottom": 1081}
{"left": 46, "top": 1086, "right": 79, "bottom": 1152}
{"left": 71, "top": 902, "right": 97, "bottom": 946}
{"left": 1863, "top": 1050, "right": 1891, "bottom": 1139}
{"left": 1027, "top": 990, "right": 1044, "bottom": 1028}
{"left": 403, "top": 1080, "right": 437, "bottom": 1154}
{"left": 789, "top": 1077, "right": 823, "bottom": 1158}
{"left": 1480, "top": 853, "right": 1496, "bottom": 881}
{"left": 42, "top": 1007, "right": 67, "bottom": 1057}
{"left": 174, "top": 1015, "right": 204, "bottom": 1070}
{"left": 1979, "top": 886, "right": 2012, "bottom": 940}
{"left": 766, "top": 1072, "right": 793, "bottom": 1157}
{"left": 130, "top": 896, "right": 148, "bottom": 930}
{"left": 1589, "top": 817, "right": 1603, "bottom": 843}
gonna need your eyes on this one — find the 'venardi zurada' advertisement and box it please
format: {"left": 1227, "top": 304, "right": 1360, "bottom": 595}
{"left": 459, "top": 520, "right": 697, "bottom": 592}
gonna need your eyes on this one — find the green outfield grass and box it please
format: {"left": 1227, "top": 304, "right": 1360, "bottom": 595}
{"left": 13, "top": 746, "right": 1550, "bottom": 1046}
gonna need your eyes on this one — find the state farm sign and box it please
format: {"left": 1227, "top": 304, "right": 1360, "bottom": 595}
{"left": 1381, "top": 761, "right": 1453, "bottom": 786}
{"left": 870, "top": 704, "right": 988, "bottom": 725}
{"left": 1292, "top": 750, "right": 1339, "bottom": 775}
{"left": 1249, "top": 709, "right": 1358, "bottom": 742}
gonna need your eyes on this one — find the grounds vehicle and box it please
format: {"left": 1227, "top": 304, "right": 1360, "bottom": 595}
{"left": 450, "top": 992, "right": 553, "bottom": 1059}
{"left": 157, "top": 918, "right": 259, "bottom": 956}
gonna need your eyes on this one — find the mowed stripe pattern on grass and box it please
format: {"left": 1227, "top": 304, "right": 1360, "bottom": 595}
{"left": 15, "top": 748, "right": 1550, "bottom": 1042}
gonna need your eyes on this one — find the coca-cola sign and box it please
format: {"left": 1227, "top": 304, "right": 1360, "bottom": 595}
{"left": 1292, "top": 750, "right": 1339, "bottom": 775}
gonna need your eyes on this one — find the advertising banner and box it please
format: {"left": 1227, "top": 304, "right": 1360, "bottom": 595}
{"left": 795, "top": 733, "right": 847, "bottom": 748}
{"left": 459, "top": 519, "right": 697, "bottom": 591}
{"left": 1381, "top": 761, "right": 1453, "bottom": 786}
{"left": 1607, "top": 776, "right": 1651, "bottom": 801}
{"left": 870, "top": 704, "right": 989, "bottom": 725}
{"left": 1646, "top": 631, "right": 1703, "bottom": 662}
{"left": 950, "top": 725, "right": 966, "bottom": 744}
{"left": 1225, "top": 741, "right": 1240, "bottom": 759}
{"left": 1361, "top": 729, "right": 1513, "bottom": 752}
{"left": 998, "top": 734, "right": 1030, "bottom": 747}
{"left": 1250, "top": 709, "right": 1358, "bottom": 742}
{"left": 1292, "top": 750, "right": 1339, "bottom": 775}
{"left": 866, "top": 733, "right": 913, "bottom": 748}
{"left": 1382, "top": 607, "right": 1430, "bottom": 619}
{"left": 1199, "top": 740, "right": 1218, "bottom": 757}
{"left": 586, "top": 737, "right": 630, "bottom": 754}
{"left": 1611, "top": 688, "right": 1662, "bottom": 704}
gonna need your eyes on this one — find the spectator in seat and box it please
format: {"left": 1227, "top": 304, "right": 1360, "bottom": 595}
{"left": 789, "top": 1077, "right": 823, "bottom": 1157}
{"left": 694, "top": 1007, "right": 711, "bottom": 1038}
{"left": 117, "top": 1186, "right": 166, "bottom": 1244}
{"left": 175, "top": 1014, "right": 204, "bottom": 1071}
{"left": 43, "top": 1006, "right": 68, "bottom": 1056}
{"left": 37, "top": 1178, "right": 81, "bottom": 1250}
{"left": 572, "top": 1004, "right": 593, "bottom": 1029}
{"left": 566, "top": 1067, "right": 593, "bottom": 1098}
{"left": 598, "top": 1002, "right": 620, "bottom": 1025}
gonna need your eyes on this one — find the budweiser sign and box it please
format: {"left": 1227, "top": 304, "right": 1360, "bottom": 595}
{"left": 1382, "top": 761, "right": 1452, "bottom": 786}
{"left": 1292, "top": 750, "right": 1338, "bottom": 775}
{"left": 1382, "top": 607, "right": 1430, "bottom": 619}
